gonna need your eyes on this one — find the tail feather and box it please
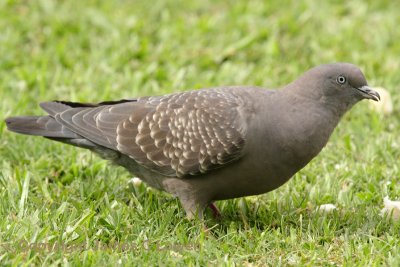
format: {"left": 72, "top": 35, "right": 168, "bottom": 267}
{"left": 39, "top": 99, "right": 136, "bottom": 116}
{"left": 5, "top": 99, "right": 135, "bottom": 152}
{"left": 39, "top": 102, "right": 73, "bottom": 116}
{"left": 5, "top": 116, "right": 80, "bottom": 139}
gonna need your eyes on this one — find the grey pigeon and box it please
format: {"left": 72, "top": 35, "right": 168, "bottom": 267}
{"left": 5, "top": 63, "right": 380, "bottom": 219}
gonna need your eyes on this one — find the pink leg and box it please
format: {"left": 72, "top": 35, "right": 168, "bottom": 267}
{"left": 208, "top": 202, "right": 222, "bottom": 219}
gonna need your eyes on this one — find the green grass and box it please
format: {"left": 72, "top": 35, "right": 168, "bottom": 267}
{"left": 1, "top": 0, "right": 399, "bottom": 265}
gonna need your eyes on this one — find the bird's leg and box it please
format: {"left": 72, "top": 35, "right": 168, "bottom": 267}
{"left": 179, "top": 198, "right": 204, "bottom": 220}
{"left": 208, "top": 202, "right": 222, "bottom": 219}
{"left": 178, "top": 198, "right": 220, "bottom": 235}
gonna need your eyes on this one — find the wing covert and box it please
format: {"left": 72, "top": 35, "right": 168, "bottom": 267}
{"left": 110, "top": 89, "right": 247, "bottom": 177}
{"left": 52, "top": 89, "right": 248, "bottom": 177}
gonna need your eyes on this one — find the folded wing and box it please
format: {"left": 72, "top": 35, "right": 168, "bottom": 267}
{"left": 42, "top": 89, "right": 248, "bottom": 177}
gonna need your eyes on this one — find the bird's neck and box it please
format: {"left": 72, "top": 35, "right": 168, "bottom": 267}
{"left": 273, "top": 91, "right": 344, "bottom": 169}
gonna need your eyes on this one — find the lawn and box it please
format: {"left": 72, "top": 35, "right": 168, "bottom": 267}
{"left": 0, "top": 0, "right": 399, "bottom": 265}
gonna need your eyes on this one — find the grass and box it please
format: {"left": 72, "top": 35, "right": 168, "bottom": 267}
{"left": 1, "top": 0, "right": 399, "bottom": 265}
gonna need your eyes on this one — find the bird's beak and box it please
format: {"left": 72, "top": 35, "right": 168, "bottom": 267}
{"left": 356, "top": 86, "right": 380, "bottom": 101}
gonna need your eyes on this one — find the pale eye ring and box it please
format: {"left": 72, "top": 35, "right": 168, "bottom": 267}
{"left": 337, "top": 75, "right": 346, "bottom": 84}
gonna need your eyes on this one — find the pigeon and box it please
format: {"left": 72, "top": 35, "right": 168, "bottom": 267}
{"left": 5, "top": 63, "right": 380, "bottom": 219}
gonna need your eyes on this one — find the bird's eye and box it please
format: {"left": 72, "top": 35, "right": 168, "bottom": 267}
{"left": 337, "top": 75, "right": 346, "bottom": 84}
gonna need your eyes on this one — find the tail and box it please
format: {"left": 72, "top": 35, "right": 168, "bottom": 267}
{"left": 4, "top": 99, "right": 134, "bottom": 151}
{"left": 5, "top": 116, "right": 79, "bottom": 138}
{"left": 5, "top": 99, "right": 137, "bottom": 137}
{"left": 5, "top": 115, "right": 101, "bottom": 150}
{"left": 5, "top": 100, "right": 98, "bottom": 139}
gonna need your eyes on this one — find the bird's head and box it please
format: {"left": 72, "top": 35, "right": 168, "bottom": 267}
{"left": 289, "top": 63, "right": 380, "bottom": 112}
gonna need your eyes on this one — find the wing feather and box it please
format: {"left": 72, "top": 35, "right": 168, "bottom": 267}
{"left": 44, "top": 88, "right": 248, "bottom": 178}
{"left": 107, "top": 89, "right": 247, "bottom": 177}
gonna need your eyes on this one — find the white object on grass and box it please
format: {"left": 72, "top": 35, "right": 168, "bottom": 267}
{"left": 317, "top": 204, "right": 337, "bottom": 213}
{"left": 380, "top": 196, "right": 400, "bottom": 221}
{"left": 130, "top": 177, "right": 143, "bottom": 186}
{"left": 369, "top": 87, "right": 393, "bottom": 115}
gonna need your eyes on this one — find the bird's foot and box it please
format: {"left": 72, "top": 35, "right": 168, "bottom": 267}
{"left": 208, "top": 202, "right": 222, "bottom": 220}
